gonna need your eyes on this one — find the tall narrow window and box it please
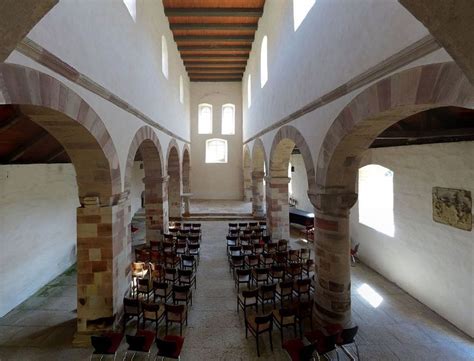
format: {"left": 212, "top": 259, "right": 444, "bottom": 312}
{"left": 206, "top": 139, "right": 228, "bottom": 163}
{"left": 198, "top": 103, "right": 212, "bottom": 134}
{"left": 358, "top": 164, "right": 395, "bottom": 237}
{"left": 179, "top": 75, "right": 184, "bottom": 104}
{"left": 247, "top": 74, "right": 252, "bottom": 108}
{"left": 260, "top": 36, "right": 268, "bottom": 87}
{"left": 221, "top": 104, "right": 235, "bottom": 135}
{"left": 161, "top": 35, "right": 168, "bottom": 79}
{"left": 123, "top": 0, "right": 137, "bottom": 21}
{"left": 293, "top": 0, "right": 316, "bottom": 31}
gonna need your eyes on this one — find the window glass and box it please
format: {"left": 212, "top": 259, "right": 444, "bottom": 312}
{"left": 293, "top": 0, "right": 316, "bottom": 31}
{"left": 206, "top": 139, "right": 228, "bottom": 163}
{"left": 260, "top": 36, "right": 268, "bottom": 87}
{"left": 222, "top": 104, "right": 235, "bottom": 135}
{"left": 198, "top": 104, "right": 212, "bottom": 134}
{"left": 358, "top": 164, "right": 395, "bottom": 237}
{"left": 161, "top": 35, "right": 168, "bottom": 79}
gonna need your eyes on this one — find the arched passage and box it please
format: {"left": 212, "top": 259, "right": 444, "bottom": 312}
{"left": 268, "top": 126, "right": 316, "bottom": 239}
{"left": 251, "top": 138, "right": 267, "bottom": 217}
{"left": 167, "top": 140, "right": 182, "bottom": 219}
{"left": 0, "top": 63, "right": 126, "bottom": 334}
{"left": 314, "top": 62, "right": 474, "bottom": 327}
{"left": 124, "top": 126, "right": 168, "bottom": 246}
{"left": 182, "top": 145, "right": 191, "bottom": 194}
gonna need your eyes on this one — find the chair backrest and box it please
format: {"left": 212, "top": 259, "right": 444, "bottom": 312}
{"left": 142, "top": 301, "right": 160, "bottom": 313}
{"left": 178, "top": 269, "right": 192, "bottom": 278}
{"left": 165, "top": 303, "right": 185, "bottom": 316}
{"left": 296, "top": 278, "right": 311, "bottom": 287}
{"left": 278, "top": 307, "right": 295, "bottom": 318}
{"left": 340, "top": 325, "right": 358, "bottom": 345}
{"left": 261, "top": 283, "right": 276, "bottom": 293}
{"left": 91, "top": 335, "right": 111, "bottom": 354}
{"left": 242, "top": 289, "right": 259, "bottom": 298}
{"left": 173, "top": 284, "right": 190, "bottom": 294}
{"left": 126, "top": 334, "right": 145, "bottom": 351}
{"left": 232, "top": 255, "right": 244, "bottom": 264}
{"left": 255, "top": 314, "right": 273, "bottom": 330}
{"left": 156, "top": 338, "right": 177, "bottom": 356}
{"left": 181, "top": 255, "right": 195, "bottom": 264}
{"left": 256, "top": 267, "right": 269, "bottom": 275}
{"left": 236, "top": 268, "right": 251, "bottom": 277}
{"left": 123, "top": 297, "right": 140, "bottom": 314}
{"left": 153, "top": 281, "right": 169, "bottom": 291}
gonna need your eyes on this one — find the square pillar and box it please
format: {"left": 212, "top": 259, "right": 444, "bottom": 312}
{"left": 265, "top": 176, "right": 290, "bottom": 240}
{"left": 252, "top": 171, "right": 265, "bottom": 217}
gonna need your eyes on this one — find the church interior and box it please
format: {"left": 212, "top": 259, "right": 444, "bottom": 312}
{"left": 0, "top": 1, "right": 473, "bottom": 360}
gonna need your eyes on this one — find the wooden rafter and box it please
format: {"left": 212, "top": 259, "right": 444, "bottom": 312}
{"left": 170, "top": 23, "right": 258, "bottom": 31}
{"left": 164, "top": 8, "right": 263, "bottom": 17}
{"left": 0, "top": 115, "right": 22, "bottom": 134}
{"left": 46, "top": 148, "right": 67, "bottom": 162}
{"left": 4, "top": 132, "right": 50, "bottom": 162}
{"left": 178, "top": 45, "right": 252, "bottom": 51}
{"left": 174, "top": 35, "right": 254, "bottom": 42}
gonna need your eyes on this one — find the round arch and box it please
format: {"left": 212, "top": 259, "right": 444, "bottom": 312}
{"left": 0, "top": 63, "right": 125, "bottom": 334}
{"left": 267, "top": 125, "right": 316, "bottom": 239}
{"left": 251, "top": 138, "right": 268, "bottom": 172}
{"left": 313, "top": 62, "right": 474, "bottom": 327}
{"left": 166, "top": 139, "right": 182, "bottom": 219}
{"left": 124, "top": 126, "right": 167, "bottom": 244}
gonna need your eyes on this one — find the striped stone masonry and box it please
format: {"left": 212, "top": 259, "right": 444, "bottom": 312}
{"left": 251, "top": 171, "right": 265, "bottom": 217}
{"left": 76, "top": 197, "right": 129, "bottom": 333}
{"left": 265, "top": 176, "right": 291, "bottom": 240}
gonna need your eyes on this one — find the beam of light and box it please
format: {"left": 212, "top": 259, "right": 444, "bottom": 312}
{"left": 357, "top": 283, "right": 383, "bottom": 308}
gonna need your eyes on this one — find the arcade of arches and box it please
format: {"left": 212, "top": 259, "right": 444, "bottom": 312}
{"left": 0, "top": 1, "right": 473, "bottom": 360}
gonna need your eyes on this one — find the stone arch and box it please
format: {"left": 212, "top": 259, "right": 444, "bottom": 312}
{"left": 0, "top": 63, "right": 126, "bottom": 334}
{"left": 124, "top": 126, "right": 168, "bottom": 245}
{"left": 166, "top": 139, "right": 182, "bottom": 219}
{"left": 313, "top": 62, "right": 474, "bottom": 327}
{"left": 251, "top": 138, "right": 267, "bottom": 218}
{"left": 243, "top": 144, "right": 252, "bottom": 202}
{"left": 267, "top": 126, "right": 316, "bottom": 239}
{"left": 182, "top": 144, "right": 191, "bottom": 194}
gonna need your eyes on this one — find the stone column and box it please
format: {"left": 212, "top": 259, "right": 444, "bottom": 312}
{"left": 265, "top": 176, "right": 290, "bottom": 240}
{"left": 143, "top": 175, "right": 168, "bottom": 243}
{"left": 244, "top": 168, "right": 252, "bottom": 202}
{"left": 168, "top": 176, "right": 182, "bottom": 220}
{"left": 308, "top": 191, "right": 357, "bottom": 327}
{"left": 161, "top": 176, "right": 170, "bottom": 234}
{"left": 252, "top": 171, "right": 265, "bottom": 217}
{"left": 76, "top": 194, "right": 129, "bottom": 335}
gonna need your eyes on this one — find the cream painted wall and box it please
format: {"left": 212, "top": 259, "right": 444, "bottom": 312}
{"left": 130, "top": 161, "right": 145, "bottom": 216}
{"left": 350, "top": 142, "right": 474, "bottom": 337}
{"left": 289, "top": 153, "right": 313, "bottom": 213}
{"left": 0, "top": 164, "right": 79, "bottom": 317}
{"left": 190, "top": 82, "right": 243, "bottom": 200}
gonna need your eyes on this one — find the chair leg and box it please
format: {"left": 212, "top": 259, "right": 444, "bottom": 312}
{"left": 256, "top": 334, "right": 260, "bottom": 357}
{"left": 269, "top": 330, "right": 273, "bottom": 351}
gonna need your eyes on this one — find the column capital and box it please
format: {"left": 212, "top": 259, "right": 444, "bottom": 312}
{"left": 308, "top": 191, "right": 358, "bottom": 211}
{"left": 265, "top": 175, "right": 290, "bottom": 185}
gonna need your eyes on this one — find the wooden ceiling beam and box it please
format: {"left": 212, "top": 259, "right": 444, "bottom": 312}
{"left": 5, "top": 131, "right": 50, "bottom": 162}
{"left": 164, "top": 8, "right": 264, "bottom": 17}
{"left": 184, "top": 61, "right": 247, "bottom": 66}
{"left": 46, "top": 148, "right": 67, "bottom": 162}
{"left": 178, "top": 45, "right": 252, "bottom": 51}
{"left": 189, "top": 73, "right": 243, "bottom": 77}
{"left": 376, "top": 127, "right": 474, "bottom": 140}
{"left": 170, "top": 23, "right": 258, "bottom": 31}
{"left": 182, "top": 55, "right": 249, "bottom": 61}
{"left": 191, "top": 78, "right": 242, "bottom": 82}
{"left": 186, "top": 67, "right": 245, "bottom": 72}
{"left": 174, "top": 35, "right": 254, "bottom": 42}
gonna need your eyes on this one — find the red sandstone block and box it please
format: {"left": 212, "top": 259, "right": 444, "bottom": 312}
{"left": 78, "top": 273, "right": 94, "bottom": 285}
{"left": 77, "top": 215, "right": 102, "bottom": 223}
{"left": 92, "top": 261, "right": 108, "bottom": 272}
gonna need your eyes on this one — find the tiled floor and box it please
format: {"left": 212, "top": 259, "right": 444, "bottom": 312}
{"left": 0, "top": 221, "right": 472, "bottom": 360}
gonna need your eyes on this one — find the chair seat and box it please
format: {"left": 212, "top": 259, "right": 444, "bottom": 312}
{"left": 246, "top": 317, "right": 271, "bottom": 332}
{"left": 101, "top": 332, "right": 123, "bottom": 354}
{"left": 144, "top": 305, "right": 165, "bottom": 320}
{"left": 161, "top": 335, "right": 185, "bottom": 358}
{"left": 136, "top": 330, "right": 156, "bottom": 352}
{"left": 272, "top": 310, "right": 295, "bottom": 326}
{"left": 282, "top": 338, "right": 305, "bottom": 361}
{"left": 168, "top": 307, "right": 187, "bottom": 321}
{"left": 238, "top": 294, "right": 257, "bottom": 305}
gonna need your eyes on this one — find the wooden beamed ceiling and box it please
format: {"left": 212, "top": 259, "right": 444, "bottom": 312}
{"left": 163, "top": 0, "right": 265, "bottom": 82}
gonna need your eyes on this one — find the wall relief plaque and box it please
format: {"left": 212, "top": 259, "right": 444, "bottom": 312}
{"left": 432, "top": 187, "right": 472, "bottom": 231}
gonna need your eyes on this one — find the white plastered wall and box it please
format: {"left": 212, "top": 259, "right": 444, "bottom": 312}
{"left": 130, "top": 161, "right": 145, "bottom": 217}
{"left": 350, "top": 142, "right": 474, "bottom": 337}
{"left": 289, "top": 153, "right": 313, "bottom": 213}
{"left": 190, "top": 82, "right": 243, "bottom": 200}
{"left": 0, "top": 164, "right": 78, "bottom": 317}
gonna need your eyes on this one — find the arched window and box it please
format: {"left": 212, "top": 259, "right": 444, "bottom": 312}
{"left": 221, "top": 104, "right": 235, "bottom": 135}
{"left": 247, "top": 74, "right": 252, "bottom": 108}
{"left": 123, "top": 0, "right": 137, "bottom": 21}
{"left": 179, "top": 75, "right": 184, "bottom": 104}
{"left": 358, "top": 164, "right": 395, "bottom": 237}
{"left": 260, "top": 36, "right": 268, "bottom": 87}
{"left": 293, "top": 0, "right": 316, "bottom": 31}
{"left": 161, "top": 35, "right": 168, "bottom": 79}
{"left": 198, "top": 103, "right": 212, "bottom": 134}
{"left": 206, "top": 139, "right": 227, "bottom": 163}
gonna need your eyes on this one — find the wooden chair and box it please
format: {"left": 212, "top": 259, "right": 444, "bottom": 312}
{"left": 123, "top": 297, "right": 142, "bottom": 330}
{"left": 269, "top": 265, "right": 286, "bottom": 284}
{"left": 155, "top": 336, "right": 185, "bottom": 360}
{"left": 245, "top": 313, "right": 274, "bottom": 357}
{"left": 90, "top": 333, "right": 123, "bottom": 361}
{"left": 153, "top": 281, "right": 171, "bottom": 303}
{"left": 178, "top": 269, "right": 196, "bottom": 289}
{"left": 272, "top": 307, "right": 298, "bottom": 345}
{"left": 172, "top": 284, "right": 192, "bottom": 307}
{"left": 165, "top": 267, "right": 178, "bottom": 284}
{"left": 277, "top": 280, "right": 294, "bottom": 306}
{"left": 137, "top": 277, "right": 153, "bottom": 301}
{"left": 141, "top": 302, "right": 164, "bottom": 333}
{"left": 235, "top": 268, "right": 251, "bottom": 292}
{"left": 252, "top": 267, "right": 269, "bottom": 287}
{"left": 124, "top": 330, "right": 155, "bottom": 361}
{"left": 293, "top": 278, "right": 311, "bottom": 301}
{"left": 237, "top": 288, "right": 259, "bottom": 314}
{"left": 277, "top": 239, "right": 288, "bottom": 252}
{"left": 259, "top": 283, "right": 277, "bottom": 310}
{"left": 181, "top": 255, "right": 196, "bottom": 272}
{"left": 245, "top": 254, "right": 260, "bottom": 269}
{"left": 165, "top": 304, "right": 187, "bottom": 336}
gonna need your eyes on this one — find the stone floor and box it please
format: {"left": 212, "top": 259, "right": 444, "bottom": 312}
{"left": 0, "top": 221, "right": 473, "bottom": 360}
